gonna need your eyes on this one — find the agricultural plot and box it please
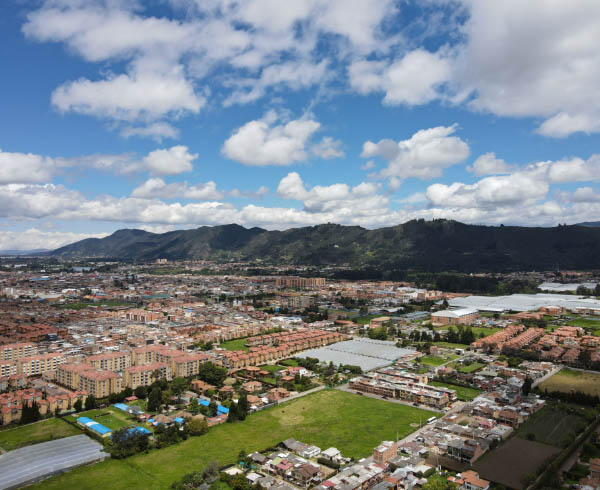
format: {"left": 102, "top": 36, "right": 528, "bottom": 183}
{"left": 514, "top": 402, "right": 588, "bottom": 447}
{"left": 539, "top": 369, "right": 600, "bottom": 397}
{"left": 474, "top": 438, "right": 559, "bottom": 490}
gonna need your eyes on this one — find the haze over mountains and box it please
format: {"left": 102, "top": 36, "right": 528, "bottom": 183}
{"left": 49, "top": 220, "right": 600, "bottom": 272}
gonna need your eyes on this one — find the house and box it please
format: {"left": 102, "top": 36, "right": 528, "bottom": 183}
{"left": 373, "top": 441, "right": 398, "bottom": 465}
{"left": 321, "top": 447, "right": 341, "bottom": 462}
{"left": 460, "top": 471, "right": 490, "bottom": 490}
{"left": 293, "top": 463, "right": 322, "bottom": 485}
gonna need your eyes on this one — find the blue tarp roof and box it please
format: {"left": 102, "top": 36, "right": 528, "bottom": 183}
{"left": 174, "top": 417, "right": 184, "bottom": 424}
{"left": 77, "top": 417, "right": 111, "bottom": 435}
{"left": 198, "top": 399, "right": 210, "bottom": 407}
{"left": 127, "top": 427, "right": 150, "bottom": 435}
{"left": 113, "top": 403, "right": 129, "bottom": 411}
{"left": 217, "top": 406, "right": 229, "bottom": 414}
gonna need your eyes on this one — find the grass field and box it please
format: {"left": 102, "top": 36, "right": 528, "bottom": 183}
{"left": 452, "top": 362, "right": 485, "bottom": 374}
{"left": 353, "top": 315, "right": 379, "bottom": 325}
{"left": 415, "top": 355, "right": 456, "bottom": 367}
{"left": 259, "top": 364, "right": 286, "bottom": 373}
{"left": 0, "top": 418, "right": 81, "bottom": 451}
{"left": 538, "top": 369, "right": 600, "bottom": 397}
{"left": 219, "top": 338, "right": 249, "bottom": 351}
{"left": 434, "top": 326, "right": 501, "bottom": 337}
{"left": 29, "top": 390, "right": 436, "bottom": 490}
{"left": 514, "top": 402, "right": 588, "bottom": 447}
{"left": 55, "top": 301, "right": 134, "bottom": 310}
{"left": 429, "top": 381, "right": 481, "bottom": 401}
{"left": 279, "top": 359, "right": 299, "bottom": 367}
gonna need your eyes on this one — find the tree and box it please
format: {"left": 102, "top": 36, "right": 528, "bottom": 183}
{"left": 202, "top": 461, "right": 219, "bottom": 483}
{"left": 171, "top": 471, "right": 204, "bottom": 490}
{"left": 187, "top": 417, "right": 209, "bottom": 436}
{"left": 148, "top": 387, "right": 162, "bottom": 412}
{"left": 85, "top": 395, "right": 97, "bottom": 411}
{"left": 237, "top": 391, "right": 249, "bottom": 421}
{"left": 171, "top": 377, "right": 189, "bottom": 403}
{"left": 197, "top": 362, "right": 228, "bottom": 388}
{"left": 227, "top": 401, "right": 239, "bottom": 423}
{"left": 110, "top": 427, "right": 149, "bottom": 459}
{"left": 522, "top": 376, "right": 533, "bottom": 396}
{"left": 73, "top": 398, "right": 83, "bottom": 412}
{"left": 134, "top": 386, "right": 148, "bottom": 399}
{"left": 188, "top": 398, "right": 200, "bottom": 415}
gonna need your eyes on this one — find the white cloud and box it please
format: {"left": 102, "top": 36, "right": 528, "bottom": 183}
{"left": 350, "top": 49, "right": 451, "bottom": 106}
{"left": 141, "top": 146, "right": 197, "bottom": 175}
{"left": 453, "top": 0, "right": 600, "bottom": 137}
{"left": 362, "top": 124, "right": 470, "bottom": 181}
{"left": 131, "top": 178, "right": 224, "bottom": 200}
{"left": 571, "top": 187, "right": 600, "bottom": 202}
{"left": 311, "top": 137, "right": 344, "bottom": 159}
{"left": 52, "top": 71, "right": 204, "bottom": 122}
{"left": 547, "top": 155, "right": 600, "bottom": 183}
{"left": 467, "top": 152, "right": 513, "bottom": 176}
{"left": 0, "top": 149, "right": 54, "bottom": 184}
{"left": 361, "top": 160, "right": 375, "bottom": 171}
{"left": 120, "top": 122, "right": 180, "bottom": 141}
{"left": 222, "top": 112, "right": 322, "bottom": 166}
{"left": 0, "top": 229, "right": 108, "bottom": 252}
{"left": 228, "top": 186, "right": 269, "bottom": 199}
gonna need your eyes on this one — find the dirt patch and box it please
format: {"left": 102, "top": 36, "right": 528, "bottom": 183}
{"left": 473, "top": 438, "right": 559, "bottom": 490}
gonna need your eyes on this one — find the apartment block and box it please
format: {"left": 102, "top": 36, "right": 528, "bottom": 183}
{"left": 79, "top": 370, "right": 122, "bottom": 398}
{"left": 123, "top": 362, "right": 172, "bottom": 389}
{"left": 17, "top": 353, "right": 66, "bottom": 376}
{"left": 0, "top": 360, "right": 17, "bottom": 378}
{"left": 0, "top": 343, "right": 38, "bottom": 362}
{"left": 87, "top": 351, "right": 132, "bottom": 372}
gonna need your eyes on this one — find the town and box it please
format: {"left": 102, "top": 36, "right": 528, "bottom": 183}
{"left": 0, "top": 261, "right": 599, "bottom": 490}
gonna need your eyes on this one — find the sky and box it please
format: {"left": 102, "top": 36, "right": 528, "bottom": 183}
{"left": 1, "top": 0, "right": 600, "bottom": 250}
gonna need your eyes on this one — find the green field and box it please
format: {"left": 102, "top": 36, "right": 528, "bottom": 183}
{"left": 0, "top": 418, "right": 81, "bottom": 451}
{"left": 415, "top": 355, "right": 455, "bottom": 367}
{"left": 434, "top": 326, "right": 501, "bottom": 337}
{"left": 514, "top": 402, "right": 588, "bottom": 447}
{"left": 429, "top": 381, "right": 481, "bottom": 401}
{"left": 259, "top": 364, "right": 286, "bottom": 373}
{"left": 30, "top": 390, "right": 436, "bottom": 490}
{"left": 539, "top": 368, "right": 600, "bottom": 397}
{"left": 220, "top": 338, "right": 249, "bottom": 351}
{"left": 566, "top": 317, "right": 600, "bottom": 328}
{"left": 452, "top": 362, "right": 485, "bottom": 374}
{"left": 55, "top": 300, "right": 134, "bottom": 310}
{"left": 353, "top": 315, "right": 379, "bottom": 325}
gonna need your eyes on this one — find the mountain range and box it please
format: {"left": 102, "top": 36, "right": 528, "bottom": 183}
{"left": 48, "top": 220, "right": 600, "bottom": 272}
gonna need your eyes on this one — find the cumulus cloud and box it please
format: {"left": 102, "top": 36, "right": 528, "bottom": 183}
{"left": 140, "top": 146, "right": 198, "bottom": 175}
{"left": 222, "top": 112, "right": 322, "bottom": 166}
{"left": 467, "top": 152, "right": 513, "bottom": 176}
{"left": 311, "top": 137, "right": 345, "bottom": 159}
{"left": 131, "top": 178, "right": 224, "bottom": 200}
{"left": 547, "top": 155, "right": 600, "bottom": 183}
{"left": 361, "top": 124, "right": 470, "bottom": 181}
{"left": 349, "top": 49, "right": 451, "bottom": 105}
{"left": 120, "top": 122, "right": 180, "bottom": 142}
{"left": 0, "top": 149, "right": 54, "bottom": 184}
{"left": 228, "top": 186, "right": 269, "bottom": 199}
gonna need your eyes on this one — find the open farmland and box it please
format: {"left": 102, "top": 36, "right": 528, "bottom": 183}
{"left": 0, "top": 418, "right": 81, "bottom": 452}
{"left": 474, "top": 438, "right": 559, "bottom": 490}
{"left": 539, "top": 368, "right": 600, "bottom": 397}
{"left": 514, "top": 402, "right": 588, "bottom": 447}
{"left": 29, "top": 390, "right": 435, "bottom": 490}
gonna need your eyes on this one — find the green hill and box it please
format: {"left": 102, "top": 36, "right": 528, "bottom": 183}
{"left": 50, "top": 220, "right": 600, "bottom": 272}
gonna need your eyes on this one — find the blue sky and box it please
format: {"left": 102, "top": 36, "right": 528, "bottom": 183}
{"left": 1, "top": 0, "right": 600, "bottom": 250}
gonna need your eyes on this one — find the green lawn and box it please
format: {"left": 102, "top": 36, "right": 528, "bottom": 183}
{"left": 55, "top": 301, "right": 134, "bottom": 310}
{"left": 566, "top": 317, "right": 600, "bottom": 328}
{"left": 539, "top": 369, "right": 600, "bottom": 397}
{"left": 415, "top": 355, "right": 454, "bottom": 367}
{"left": 429, "top": 381, "right": 481, "bottom": 401}
{"left": 30, "top": 390, "right": 436, "bottom": 490}
{"left": 279, "top": 359, "right": 299, "bottom": 367}
{"left": 259, "top": 364, "right": 286, "bottom": 373}
{"left": 430, "top": 342, "right": 469, "bottom": 350}
{"left": 453, "top": 362, "right": 485, "bottom": 374}
{"left": 353, "top": 315, "right": 379, "bottom": 325}
{"left": 434, "top": 326, "right": 500, "bottom": 337}
{"left": 220, "top": 338, "right": 249, "bottom": 351}
{"left": 0, "top": 418, "right": 81, "bottom": 451}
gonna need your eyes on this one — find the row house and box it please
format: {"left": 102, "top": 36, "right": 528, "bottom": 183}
{"left": 0, "top": 388, "right": 86, "bottom": 425}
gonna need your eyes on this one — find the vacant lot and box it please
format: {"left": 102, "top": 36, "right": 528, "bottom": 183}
{"left": 416, "top": 355, "right": 454, "bottom": 367}
{"left": 474, "top": 438, "right": 559, "bottom": 490}
{"left": 429, "top": 381, "right": 481, "bottom": 401}
{"left": 220, "top": 338, "right": 249, "bottom": 351}
{"left": 0, "top": 418, "right": 81, "bottom": 451}
{"left": 514, "top": 402, "right": 587, "bottom": 447}
{"left": 30, "top": 390, "right": 435, "bottom": 490}
{"left": 539, "top": 369, "right": 600, "bottom": 397}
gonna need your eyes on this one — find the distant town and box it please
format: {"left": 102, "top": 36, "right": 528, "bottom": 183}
{"left": 0, "top": 259, "right": 598, "bottom": 490}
